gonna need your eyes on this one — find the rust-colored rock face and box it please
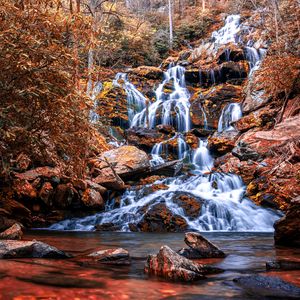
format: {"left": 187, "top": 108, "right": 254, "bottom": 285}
{"left": 208, "top": 131, "right": 239, "bottom": 155}
{"left": 137, "top": 203, "right": 188, "bottom": 232}
{"left": 81, "top": 188, "right": 104, "bottom": 209}
{"left": 274, "top": 197, "right": 300, "bottom": 247}
{"left": 144, "top": 245, "right": 205, "bottom": 281}
{"left": 173, "top": 194, "right": 202, "bottom": 219}
{"left": 0, "top": 223, "right": 23, "bottom": 240}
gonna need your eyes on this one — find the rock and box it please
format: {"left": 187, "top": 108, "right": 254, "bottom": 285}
{"left": 191, "top": 128, "right": 214, "bottom": 138}
{"left": 39, "top": 182, "right": 53, "bottom": 205}
{"left": 266, "top": 260, "right": 300, "bottom": 271}
{"left": 137, "top": 203, "right": 188, "bottom": 232}
{"left": 14, "top": 166, "right": 60, "bottom": 182}
{"left": 178, "top": 232, "right": 225, "bottom": 259}
{"left": 13, "top": 179, "right": 37, "bottom": 198}
{"left": 81, "top": 188, "right": 104, "bottom": 209}
{"left": 217, "top": 47, "right": 245, "bottom": 63}
{"left": 72, "top": 179, "right": 88, "bottom": 191}
{"left": 144, "top": 245, "right": 206, "bottom": 281}
{"left": 126, "top": 127, "right": 167, "bottom": 152}
{"left": 233, "top": 275, "right": 300, "bottom": 299}
{"left": 150, "top": 160, "right": 183, "bottom": 177}
{"left": 15, "top": 153, "right": 31, "bottom": 171}
{"left": 0, "top": 240, "right": 71, "bottom": 258}
{"left": 232, "top": 142, "right": 261, "bottom": 161}
{"left": 0, "top": 199, "right": 31, "bottom": 227}
{"left": 53, "top": 183, "right": 78, "bottom": 209}
{"left": 156, "top": 124, "right": 175, "bottom": 134}
{"left": 0, "top": 223, "right": 23, "bottom": 240}
{"left": 85, "top": 180, "right": 107, "bottom": 195}
{"left": 274, "top": 197, "right": 300, "bottom": 247}
{"left": 87, "top": 248, "right": 130, "bottom": 265}
{"left": 93, "top": 145, "right": 150, "bottom": 186}
{"left": 129, "top": 66, "right": 163, "bottom": 80}
{"left": 95, "top": 223, "right": 121, "bottom": 231}
{"left": 173, "top": 194, "right": 203, "bottom": 219}
{"left": 208, "top": 131, "right": 239, "bottom": 155}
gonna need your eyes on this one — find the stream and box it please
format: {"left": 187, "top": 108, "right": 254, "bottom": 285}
{"left": 0, "top": 231, "right": 300, "bottom": 299}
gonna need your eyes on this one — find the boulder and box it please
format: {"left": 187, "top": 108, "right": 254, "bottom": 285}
{"left": 85, "top": 180, "right": 107, "bottom": 195}
{"left": 0, "top": 240, "right": 71, "bottom": 258}
{"left": 39, "top": 182, "right": 53, "bottom": 206}
{"left": 266, "top": 260, "right": 300, "bottom": 271}
{"left": 53, "top": 183, "right": 78, "bottom": 209}
{"left": 178, "top": 232, "right": 225, "bottom": 259}
{"left": 81, "top": 188, "right": 104, "bottom": 209}
{"left": 14, "top": 166, "right": 60, "bottom": 182}
{"left": 233, "top": 275, "right": 300, "bottom": 299}
{"left": 0, "top": 223, "right": 23, "bottom": 240}
{"left": 232, "top": 142, "right": 261, "bottom": 161}
{"left": 92, "top": 146, "right": 150, "bottom": 187}
{"left": 173, "top": 194, "right": 203, "bottom": 219}
{"left": 144, "top": 245, "right": 206, "bottom": 281}
{"left": 274, "top": 197, "right": 300, "bottom": 247}
{"left": 129, "top": 66, "right": 163, "bottom": 80}
{"left": 13, "top": 179, "right": 37, "bottom": 198}
{"left": 87, "top": 248, "right": 130, "bottom": 265}
{"left": 208, "top": 131, "right": 239, "bottom": 155}
{"left": 137, "top": 203, "right": 188, "bottom": 232}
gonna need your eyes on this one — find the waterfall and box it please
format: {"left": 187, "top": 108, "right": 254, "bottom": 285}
{"left": 132, "top": 65, "right": 191, "bottom": 132}
{"left": 192, "top": 139, "right": 213, "bottom": 173}
{"left": 49, "top": 173, "right": 280, "bottom": 232}
{"left": 218, "top": 103, "right": 242, "bottom": 132}
{"left": 88, "top": 81, "right": 102, "bottom": 123}
{"left": 113, "top": 73, "right": 147, "bottom": 126}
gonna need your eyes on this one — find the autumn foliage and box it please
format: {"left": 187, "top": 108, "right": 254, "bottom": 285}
{"left": 0, "top": 0, "right": 97, "bottom": 178}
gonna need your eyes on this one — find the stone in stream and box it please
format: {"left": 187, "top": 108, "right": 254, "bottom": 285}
{"left": 266, "top": 260, "right": 300, "bottom": 271}
{"left": 0, "top": 240, "right": 72, "bottom": 259}
{"left": 233, "top": 275, "right": 300, "bottom": 299}
{"left": 87, "top": 248, "right": 130, "bottom": 265}
{"left": 178, "top": 232, "right": 226, "bottom": 259}
{"left": 144, "top": 245, "right": 206, "bottom": 281}
{"left": 0, "top": 223, "right": 23, "bottom": 240}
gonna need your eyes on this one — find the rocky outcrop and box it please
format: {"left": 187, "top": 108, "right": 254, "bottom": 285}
{"left": 0, "top": 240, "right": 71, "bottom": 258}
{"left": 87, "top": 248, "right": 130, "bottom": 265}
{"left": 233, "top": 275, "right": 300, "bottom": 299}
{"left": 137, "top": 203, "right": 188, "bottom": 232}
{"left": 0, "top": 223, "right": 23, "bottom": 240}
{"left": 128, "top": 66, "right": 163, "bottom": 80}
{"left": 81, "top": 188, "right": 104, "bottom": 209}
{"left": 274, "top": 197, "right": 300, "bottom": 247}
{"left": 144, "top": 245, "right": 206, "bottom": 281}
{"left": 208, "top": 130, "right": 239, "bottom": 155}
{"left": 266, "top": 260, "right": 300, "bottom": 271}
{"left": 178, "top": 232, "right": 225, "bottom": 259}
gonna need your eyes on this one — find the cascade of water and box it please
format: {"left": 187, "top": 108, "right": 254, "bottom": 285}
{"left": 132, "top": 65, "right": 190, "bottom": 132}
{"left": 218, "top": 103, "right": 242, "bottom": 132}
{"left": 50, "top": 172, "right": 280, "bottom": 232}
{"left": 150, "top": 142, "right": 165, "bottom": 166}
{"left": 89, "top": 81, "right": 102, "bottom": 123}
{"left": 113, "top": 73, "right": 147, "bottom": 125}
{"left": 192, "top": 139, "right": 213, "bottom": 173}
{"left": 212, "top": 15, "right": 241, "bottom": 46}
{"left": 177, "top": 135, "right": 189, "bottom": 159}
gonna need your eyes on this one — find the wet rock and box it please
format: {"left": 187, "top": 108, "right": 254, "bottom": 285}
{"left": 266, "top": 260, "right": 300, "bottom": 271}
{"left": 232, "top": 142, "right": 261, "bottom": 161}
{"left": 274, "top": 197, "right": 300, "bottom": 247}
{"left": 173, "top": 194, "right": 203, "bottom": 219}
{"left": 0, "top": 223, "right": 23, "bottom": 240}
{"left": 39, "top": 182, "right": 53, "bottom": 206}
{"left": 81, "top": 188, "right": 104, "bottom": 209}
{"left": 208, "top": 131, "right": 239, "bottom": 155}
{"left": 178, "top": 232, "right": 225, "bottom": 259}
{"left": 0, "top": 240, "right": 71, "bottom": 258}
{"left": 85, "top": 180, "right": 107, "bottom": 195}
{"left": 95, "top": 223, "right": 121, "bottom": 231}
{"left": 156, "top": 124, "right": 175, "bottom": 134}
{"left": 144, "top": 245, "right": 206, "bottom": 281}
{"left": 233, "top": 275, "right": 300, "bottom": 299}
{"left": 87, "top": 248, "right": 130, "bottom": 265}
{"left": 13, "top": 179, "right": 37, "bottom": 198}
{"left": 191, "top": 128, "right": 214, "bottom": 138}
{"left": 126, "top": 127, "right": 167, "bottom": 152}
{"left": 137, "top": 203, "right": 188, "bottom": 232}
{"left": 53, "top": 183, "right": 78, "bottom": 209}
{"left": 217, "top": 47, "right": 245, "bottom": 63}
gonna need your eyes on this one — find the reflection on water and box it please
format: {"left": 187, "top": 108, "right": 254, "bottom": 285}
{"left": 0, "top": 231, "right": 299, "bottom": 299}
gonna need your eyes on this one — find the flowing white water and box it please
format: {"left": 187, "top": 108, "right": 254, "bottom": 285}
{"left": 113, "top": 73, "right": 147, "bottom": 125}
{"left": 49, "top": 15, "right": 280, "bottom": 233}
{"left": 218, "top": 103, "right": 242, "bottom": 132}
{"left": 88, "top": 81, "right": 102, "bottom": 123}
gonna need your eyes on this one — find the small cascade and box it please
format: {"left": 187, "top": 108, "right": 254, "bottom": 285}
{"left": 245, "top": 46, "right": 267, "bottom": 75}
{"left": 113, "top": 73, "right": 147, "bottom": 125}
{"left": 150, "top": 142, "right": 165, "bottom": 166}
{"left": 132, "top": 65, "right": 190, "bottom": 132}
{"left": 177, "top": 134, "right": 189, "bottom": 160}
{"left": 50, "top": 173, "right": 280, "bottom": 232}
{"left": 212, "top": 15, "right": 241, "bottom": 46}
{"left": 88, "top": 81, "right": 102, "bottom": 123}
{"left": 218, "top": 103, "right": 242, "bottom": 132}
{"left": 192, "top": 139, "right": 213, "bottom": 173}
